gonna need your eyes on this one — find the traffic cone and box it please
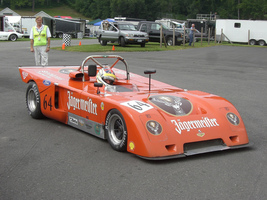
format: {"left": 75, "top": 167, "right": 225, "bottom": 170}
{"left": 79, "top": 41, "right": 81, "bottom": 46}
{"left": 112, "top": 45, "right": 115, "bottom": 51}
{"left": 62, "top": 43, "right": 65, "bottom": 50}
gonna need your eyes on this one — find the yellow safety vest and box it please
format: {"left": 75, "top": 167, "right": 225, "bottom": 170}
{"left": 33, "top": 25, "right": 48, "bottom": 46}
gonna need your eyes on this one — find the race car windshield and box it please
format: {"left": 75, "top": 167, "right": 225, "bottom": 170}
{"left": 105, "top": 84, "right": 139, "bottom": 93}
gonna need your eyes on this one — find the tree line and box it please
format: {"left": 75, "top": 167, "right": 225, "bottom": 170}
{"left": 1, "top": 0, "right": 267, "bottom": 20}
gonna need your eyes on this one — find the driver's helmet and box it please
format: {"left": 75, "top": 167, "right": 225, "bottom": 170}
{"left": 96, "top": 67, "right": 116, "bottom": 86}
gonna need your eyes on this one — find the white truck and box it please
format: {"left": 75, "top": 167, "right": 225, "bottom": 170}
{"left": 0, "top": 16, "right": 23, "bottom": 41}
{"left": 155, "top": 19, "right": 185, "bottom": 29}
{"left": 216, "top": 19, "right": 267, "bottom": 46}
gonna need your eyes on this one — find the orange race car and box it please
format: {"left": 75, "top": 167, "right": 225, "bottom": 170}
{"left": 19, "top": 55, "right": 251, "bottom": 160}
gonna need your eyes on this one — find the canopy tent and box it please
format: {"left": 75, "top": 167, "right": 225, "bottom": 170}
{"left": 88, "top": 18, "right": 101, "bottom": 25}
{"left": 94, "top": 18, "right": 115, "bottom": 26}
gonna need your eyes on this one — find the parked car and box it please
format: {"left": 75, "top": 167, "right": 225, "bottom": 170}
{"left": 174, "top": 28, "right": 189, "bottom": 43}
{"left": 0, "top": 30, "right": 23, "bottom": 41}
{"left": 137, "top": 21, "right": 183, "bottom": 46}
{"left": 97, "top": 21, "right": 149, "bottom": 47}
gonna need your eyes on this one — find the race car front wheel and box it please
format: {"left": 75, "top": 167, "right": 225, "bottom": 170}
{"left": 26, "top": 82, "right": 43, "bottom": 119}
{"left": 105, "top": 109, "right": 127, "bottom": 152}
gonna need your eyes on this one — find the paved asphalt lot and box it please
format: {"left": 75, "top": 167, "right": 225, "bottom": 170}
{"left": 0, "top": 39, "right": 266, "bottom": 200}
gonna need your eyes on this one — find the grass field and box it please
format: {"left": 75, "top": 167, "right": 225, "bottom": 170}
{"left": 51, "top": 41, "right": 266, "bottom": 52}
{"left": 8, "top": 37, "right": 263, "bottom": 52}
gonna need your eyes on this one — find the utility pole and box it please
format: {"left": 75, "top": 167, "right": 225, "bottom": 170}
{"left": 238, "top": 0, "right": 240, "bottom": 19}
{"left": 32, "top": 0, "right": 35, "bottom": 12}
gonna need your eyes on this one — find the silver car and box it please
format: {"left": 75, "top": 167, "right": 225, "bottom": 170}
{"left": 97, "top": 21, "right": 149, "bottom": 47}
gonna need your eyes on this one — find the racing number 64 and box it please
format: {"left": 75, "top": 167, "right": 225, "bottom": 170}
{"left": 43, "top": 94, "right": 52, "bottom": 111}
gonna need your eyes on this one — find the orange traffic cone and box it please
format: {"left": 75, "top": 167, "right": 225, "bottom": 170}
{"left": 79, "top": 41, "right": 81, "bottom": 46}
{"left": 112, "top": 45, "right": 115, "bottom": 51}
{"left": 62, "top": 43, "right": 65, "bottom": 50}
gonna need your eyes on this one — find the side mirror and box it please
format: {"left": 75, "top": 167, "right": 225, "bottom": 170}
{"left": 144, "top": 69, "right": 156, "bottom": 92}
{"left": 88, "top": 65, "right": 97, "bottom": 77}
{"left": 94, "top": 82, "right": 103, "bottom": 94}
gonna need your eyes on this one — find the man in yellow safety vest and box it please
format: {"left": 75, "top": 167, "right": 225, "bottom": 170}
{"left": 30, "top": 16, "right": 51, "bottom": 66}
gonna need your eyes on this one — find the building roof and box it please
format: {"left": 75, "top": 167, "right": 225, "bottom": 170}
{"left": 34, "top": 11, "right": 52, "bottom": 18}
{"left": 0, "top": 7, "right": 20, "bottom": 16}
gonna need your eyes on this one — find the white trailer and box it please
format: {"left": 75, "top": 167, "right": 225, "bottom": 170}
{"left": 216, "top": 19, "right": 267, "bottom": 46}
{"left": 20, "top": 17, "right": 36, "bottom": 37}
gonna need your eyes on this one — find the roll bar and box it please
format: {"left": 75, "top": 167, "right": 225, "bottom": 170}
{"left": 78, "top": 55, "right": 130, "bottom": 82}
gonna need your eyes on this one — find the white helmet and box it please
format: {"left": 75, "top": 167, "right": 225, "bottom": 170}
{"left": 96, "top": 67, "right": 116, "bottom": 86}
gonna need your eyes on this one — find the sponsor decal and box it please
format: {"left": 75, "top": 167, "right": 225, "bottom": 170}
{"left": 146, "top": 120, "right": 163, "bottom": 135}
{"left": 67, "top": 91, "right": 97, "bottom": 115}
{"left": 95, "top": 124, "right": 101, "bottom": 135}
{"left": 69, "top": 116, "right": 78, "bottom": 125}
{"left": 121, "top": 100, "right": 153, "bottom": 113}
{"left": 43, "top": 80, "right": 51, "bottom": 86}
{"left": 226, "top": 113, "right": 240, "bottom": 125}
{"left": 79, "top": 119, "right": 84, "bottom": 126}
{"left": 129, "top": 142, "right": 135, "bottom": 151}
{"left": 197, "top": 130, "right": 205, "bottom": 137}
{"left": 85, "top": 122, "right": 93, "bottom": 129}
{"left": 149, "top": 95, "right": 192, "bottom": 116}
{"left": 37, "top": 70, "right": 63, "bottom": 80}
{"left": 59, "top": 68, "right": 77, "bottom": 74}
{"left": 22, "top": 71, "right": 28, "bottom": 79}
{"left": 171, "top": 117, "right": 219, "bottom": 134}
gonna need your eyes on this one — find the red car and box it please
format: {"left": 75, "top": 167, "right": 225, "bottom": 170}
{"left": 19, "top": 55, "right": 251, "bottom": 160}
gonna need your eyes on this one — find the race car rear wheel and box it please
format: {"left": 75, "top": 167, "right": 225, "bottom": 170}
{"left": 105, "top": 109, "right": 127, "bottom": 152}
{"left": 26, "top": 82, "right": 43, "bottom": 119}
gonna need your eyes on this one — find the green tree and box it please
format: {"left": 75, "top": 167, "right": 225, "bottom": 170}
{"left": 239, "top": 0, "right": 267, "bottom": 19}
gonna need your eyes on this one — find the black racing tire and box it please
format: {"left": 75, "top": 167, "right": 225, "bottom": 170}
{"left": 9, "top": 34, "right": 18, "bottom": 41}
{"left": 26, "top": 82, "right": 43, "bottom": 119}
{"left": 105, "top": 109, "right": 127, "bottom": 152}
{"left": 120, "top": 37, "right": 126, "bottom": 47}
{"left": 99, "top": 36, "right": 107, "bottom": 46}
